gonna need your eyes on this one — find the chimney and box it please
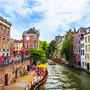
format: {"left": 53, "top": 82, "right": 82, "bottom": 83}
{"left": 74, "top": 28, "right": 76, "bottom": 32}
{"left": 33, "top": 27, "right": 35, "bottom": 30}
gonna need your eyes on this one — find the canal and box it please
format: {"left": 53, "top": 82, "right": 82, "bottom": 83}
{"left": 40, "top": 60, "right": 90, "bottom": 90}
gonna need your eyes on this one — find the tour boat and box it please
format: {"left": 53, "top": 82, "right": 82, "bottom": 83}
{"left": 48, "top": 61, "right": 56, "bottom": 65}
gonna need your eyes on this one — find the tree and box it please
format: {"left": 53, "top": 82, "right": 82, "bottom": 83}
{"left": 60, "top": 29, "right": 73, "bottom": 61}
{"left": 39, "top": 40, "right": 49, "bottom": 53}
{"left": 28, "top": 47, "right": 47, "bottom": 63}
{"left": 48, "top": 40, "right": 57, "bottom": 55}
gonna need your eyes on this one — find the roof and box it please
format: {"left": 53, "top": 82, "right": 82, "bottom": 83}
{"left": 26, "top": 28, "right": 37, "bottom": 34}
{"left": 14, "top": 40, "right": 23, "bottom": 43}
{"left": 0, "top": 16, "right": 12, "bottom": 26}
{"left": 75, "top": 27, "right": 88, "bottom": 34}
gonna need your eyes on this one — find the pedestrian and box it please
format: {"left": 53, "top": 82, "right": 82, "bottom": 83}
{"left": 30, "top": 65, "right": 32, "bottom": 73}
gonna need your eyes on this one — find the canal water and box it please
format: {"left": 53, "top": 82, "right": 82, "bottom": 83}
{"left": 40, "top": 60, "right": 90, "bottom": 90}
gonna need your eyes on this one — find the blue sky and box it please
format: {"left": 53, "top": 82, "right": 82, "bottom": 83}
{"left": 0, "top": 0, "right": 90, "bottom": 43}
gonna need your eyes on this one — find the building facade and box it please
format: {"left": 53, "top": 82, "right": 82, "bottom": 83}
{"left": 73, "top": 28, "right": 87, "bottom": 66}
{"left": 22, "top": 27, "right": 40, "bottom": 55}
{"left": 81, "top": 35, "right": 85, "bottom": 68}
{"left": 84, "top": 27, "right": 90, "bottom": 70}
{"left": 54, "top": 35, "right": 64, "bottom": 58}
{"left": 0, "top": 16, "right": 12, "bottom": 56}
{"left": 14, "top": 40, "right": 23, "bottom": 53}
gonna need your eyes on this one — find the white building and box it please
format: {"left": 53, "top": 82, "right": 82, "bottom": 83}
{"left": 81, "top": 34, "right": 85, "bottom": 68}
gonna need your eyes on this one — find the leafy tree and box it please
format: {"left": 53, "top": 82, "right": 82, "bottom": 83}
{"left": 28, "top": 47, "right": 47, "bottom": 63}
{"left": 48, "top": 40, "right": 57, "bottom": 55}
{"left": 60, "top": 29, "right": 73, "bottom": 61}
{"left": 39, "top": 40, "right": 49, "bottom": 53}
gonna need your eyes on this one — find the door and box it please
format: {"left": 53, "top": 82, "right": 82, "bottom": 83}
{"left": 15, "top": 69, "right": 17, "bottom": 79}
{"left": 27, "top": 65, "right": 29, "bottom": 71}
{"left": 75, "top": 61, "right": 76, "bottom": 65}
{"left": 5, "top": 74, "right": 8, "bottom": 86}
{"left": 87, "top": 63, "right": 89, "bottom": 70}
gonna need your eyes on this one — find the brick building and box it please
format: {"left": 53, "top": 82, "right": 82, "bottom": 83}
{"left": 22, "top": 27, "right": 40, "bottom": 55}
{"left": 0, "top": 16, "right": 12, "bottom": 57}
{"left": 14, "top": 40, "right": 23, "bottom": 53}
{"left": 73, "top": 28, "right": 87, "bottom": 66}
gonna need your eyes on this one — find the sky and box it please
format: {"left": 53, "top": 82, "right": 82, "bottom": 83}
{"left": 0, "top": 0, "right": 90, "bottom": 43}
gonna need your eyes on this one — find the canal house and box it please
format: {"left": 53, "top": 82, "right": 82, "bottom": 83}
{"left": 73, "top": 27, "right": 87, "bottom": 66}
{"left": 0, "top": 16, "right": 12, "bottom": 56}
{"left": 84, "top": 27, "right": 90, "bottom": 70}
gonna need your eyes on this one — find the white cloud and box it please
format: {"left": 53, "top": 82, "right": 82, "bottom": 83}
{"left": 0, "top": 0, "right": 90, "bottom": 42}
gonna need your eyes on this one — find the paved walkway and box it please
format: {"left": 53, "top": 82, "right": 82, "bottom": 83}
{"left": 4, "top": 70, "right": 35, "bottom": 90}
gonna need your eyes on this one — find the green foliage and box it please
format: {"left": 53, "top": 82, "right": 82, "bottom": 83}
{"left": 48, "top": 40, "right": 57, "bottom": 54}
{"left": 40, "top": 58, "right": 48, "bottom": 64}
{"left": 39, "top": 40, "right": 49, "bottom": 53}
{"left": 20, "top": 71, "right": 24, "bottom": 77}
{"left": 60, "top": 29, "right": 73, "bottom": 61}
{"left": 28, "top": 47, "right": 45, "bottom": 62}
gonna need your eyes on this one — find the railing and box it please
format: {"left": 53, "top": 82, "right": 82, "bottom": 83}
{"left": 25, "top": 71, "right": 48, "bottom": 90}
{"left": 0, "top": 57, "right": 30, "bottom": 68}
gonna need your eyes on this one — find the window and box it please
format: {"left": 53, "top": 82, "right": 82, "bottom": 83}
{"left": 79, "top": 47, "right": 80, "bottom": 53}
{"left": 7, "top": 39, "right": 9, "bottom": 49}
{"left": 81, "top": 50, "right": 84, "bottom": 55}
{"left": 81, "top": 50, "right": 82, "bottom": 55}
{"left": 85, "top": 37, "right": 87, "bottom": 43}
{"left": 2, "top": 38, "right": 5, "bottom": 48}
{"left": 78, "top": 40, "right": 80, "bottom": 44}
{"left": 0, "top": 37, "right": 1, "bottom": 48}
{"left": 88, "top": 36, "right": 90, "bottom": 42}
{"left": 26, "top": 43, "right": 29, "bottom": 49}
{"left": 33, "top": 43, "right": 36, "bottom": 49}
{"left": 19, "top": 46, "right": 20, "bottom": 49}
{"left": 26, "top": 36, "right": 29, "bottom": 41}
{"left": 74, "top": 47, "right": 75, "bottom": 53}
{"left": 86, "top": 54, "right": 89, "bottom": 59}
{"left": 0, "top": 24, "right": 1, "bottom": 33}
{"left": 3, "top": 26, "right": 6, "bottom": 34}
{"left": 7, "top": 28, "right": 10, "bottom": 36}
{"left": 85, "top": 45, "right": 87, "bottom": 52}
{"left": 89, "top": 45, "right": 90, "bottom": 52}
{"left": 76, "top": 47, "right": 78, "bottom": 53}
{"left": 81, "top": 44, "right": 84, "bottom": 48}
{"left": 76, "top": 41, "right": 77, "bottom": 45}
{"left": 74, "top": 41, "right": 75, "bottom": 46}
{"left": 33, "top": 36, "right": 37, "bottom": 41}
{"left": 81, "top": 38, "right": 84, "bottom": 41}
{"left": 78, "top": 35, "right": 79, "bottom": 37}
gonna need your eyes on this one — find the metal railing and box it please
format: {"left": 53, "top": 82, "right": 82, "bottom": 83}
{"left": 25, "top": 71, "right": 48, "bottom": 90}
{"left": 0, "top": 57, "right": 30, "bottom": 68}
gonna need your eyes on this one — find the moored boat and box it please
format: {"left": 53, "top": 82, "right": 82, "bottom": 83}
{"left": 48, "top": 61, "right": 56, "bottom": 65}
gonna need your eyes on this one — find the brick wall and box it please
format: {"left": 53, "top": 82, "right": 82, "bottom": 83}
{"left": 0, "top": 60, "right": 30, "bottom": 90}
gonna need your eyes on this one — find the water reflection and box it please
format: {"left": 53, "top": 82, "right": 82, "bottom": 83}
{"left": 40, "top": 60, "right": 90, "bottom": 90}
